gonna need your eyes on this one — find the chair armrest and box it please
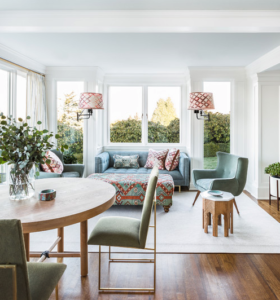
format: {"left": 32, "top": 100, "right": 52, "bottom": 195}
{"left": 63, "top": 164, "right": 85, "bottom": 178}
{"left": 36, "top": 171, "right": 61, "bottom": 179}
{"left": 210, "top": 178, "right": 239, "bottom": 195}
{"left": 192, "top": 169, "right": 218, "bottom": 183}
{"left": 178, "top": 152, "right": 190, "bottom": 186}
{"left": 95, "top": 152, "right": 110, "bottom": 173}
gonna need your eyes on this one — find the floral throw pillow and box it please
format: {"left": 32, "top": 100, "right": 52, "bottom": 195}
{"left": 41, "top": 151, "right": 64, "bottom": 174}
{"left": 144, "top": 149, "right": 169, "bottom": 170}
{"left": 165, "top": 148, "right": 180, "bottom": 171}
{"left": 113, "top": 155, "right": 139, "bottom": 169}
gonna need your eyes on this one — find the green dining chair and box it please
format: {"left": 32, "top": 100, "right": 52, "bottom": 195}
{"left": 88, "top": 167, "right": 159, "bottom": 292}
{"left": 192, "top": 152, "right": 249, "bottom": 213}
{"left": 0, "top": 219, "right": 66, "bottom": 300}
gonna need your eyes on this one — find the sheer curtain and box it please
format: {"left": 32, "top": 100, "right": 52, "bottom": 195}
{"left": 26, "top": 72, "right": 47, "bottom": 129}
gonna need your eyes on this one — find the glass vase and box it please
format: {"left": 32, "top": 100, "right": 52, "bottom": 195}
{"left": 8, "top": 162, "right": 36, "bottom": 200}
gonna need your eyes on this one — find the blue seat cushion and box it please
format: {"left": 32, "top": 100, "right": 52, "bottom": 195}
{"left": 61, "top": 171, "right": 80, "bottom": 178}
{"left": 196, "top": 178, "right": 214, "bottom": 191}
{"left": 104, "top": 167, "right": 183, "bottom": 181}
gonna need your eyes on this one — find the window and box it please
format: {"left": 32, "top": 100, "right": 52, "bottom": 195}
{"left": 16, "top": 74, "right": 27, "bottom": 120}
{"left": 109, "top": 86, "right": 143, "bottom": 143}
{"left": 203, "top": 82, "right": 231, "bottom": 169}
{"left": 148, "top": 87, "right": 180, "bottom": 143}
{"left": 0, "top": 69, "right": 9, "bottom": 115}
{"left": 109, "top": 86, "right": 181, "bottom": 144}
{"left": 57, "top": 82, "right": 84, "bottom": 163}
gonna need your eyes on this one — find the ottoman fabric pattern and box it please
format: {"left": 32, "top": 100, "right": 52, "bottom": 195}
{"left": 88, "top": 173, "right": 174, "bottom": 207}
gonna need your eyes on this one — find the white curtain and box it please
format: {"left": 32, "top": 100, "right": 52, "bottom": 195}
{"left": 26, "top": 72, "right": 47, "bottom": 129}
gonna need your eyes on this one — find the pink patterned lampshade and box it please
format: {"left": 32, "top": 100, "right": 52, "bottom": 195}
{"left": 78, "top": 92, "right": 104, "bottom": 109}
{"left": 188, "top": 92, "right": 215, "bottom": 110}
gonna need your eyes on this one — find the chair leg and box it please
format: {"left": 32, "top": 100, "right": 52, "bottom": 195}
{"left": 55, "top": 285, "right": 58, "bottom": 300}
{"left": 193, "top": 191, "right": 201, "bottom": 206}
{"left": 233, "top": 198, "right": 240, "bottom": 214}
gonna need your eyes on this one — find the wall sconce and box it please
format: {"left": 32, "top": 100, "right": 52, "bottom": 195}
{"left": 77, "top": 92, "right": 104, "bottom": 121}
{"left": 188, "top": 92, "right": 215, "bottom": 121}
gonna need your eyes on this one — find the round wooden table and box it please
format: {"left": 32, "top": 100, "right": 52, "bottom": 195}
{"left": 0, "top": 178, "right": 116, "bottom": 276}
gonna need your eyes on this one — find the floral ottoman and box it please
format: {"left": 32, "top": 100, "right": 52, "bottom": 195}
{"left": 87, "top": 173, "right": 174, "bottom": 212}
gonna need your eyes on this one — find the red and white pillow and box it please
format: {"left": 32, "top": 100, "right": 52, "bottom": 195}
{"left": 41, "top": 151, "right": 64, "bottom": 174}
{"left": 165, "top": 148, "right": 180, "bottom": 171}
{"left": 144, "top": 149, "right": 168, "bottom": 170}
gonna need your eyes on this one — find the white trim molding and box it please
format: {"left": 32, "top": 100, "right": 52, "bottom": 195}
{"left": 2, "top": 10, "right": 280, "bottom": 33}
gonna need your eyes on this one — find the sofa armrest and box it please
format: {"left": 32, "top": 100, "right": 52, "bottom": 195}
{"left": 178, "top": 152, "right": 191, "bottom": 186}
{"left": 63, "top": 164, "right": 85, "bottom": 178}
{"left": 95, "top": 152, "right": 110, "bottom": 173}
{"left": 210, "top": 178, "right": 239, "bottom": 195}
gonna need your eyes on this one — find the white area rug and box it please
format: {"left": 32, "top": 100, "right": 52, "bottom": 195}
{"left": 30, "top": 192, "right": 280, "bottom": 254}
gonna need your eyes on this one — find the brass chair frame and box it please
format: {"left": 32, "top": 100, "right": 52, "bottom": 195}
{"left": 98, "top": 196, "right": 157, "bottom": 292}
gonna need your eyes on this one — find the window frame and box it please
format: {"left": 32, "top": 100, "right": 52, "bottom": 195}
{"left": 107, "top": 84, "right": 182, "bottom": 146}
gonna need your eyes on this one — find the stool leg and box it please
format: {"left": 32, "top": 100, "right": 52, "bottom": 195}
{"left": 224, "top": 214, "right": 229, "bottom": 237}
{"left": 208, "top": 212, "right": 211, "bottom": 225}
{"left": 213, "top": 216, "right": 218, "bottom": 237}
{"left": 202, "top": 209, "right": 204, "bottom": 229}
{"left": 204, "top": 212, "right": 208, "bottom": 233}
{"left": 230, "top": 211, "right": 233, "bottom": 234}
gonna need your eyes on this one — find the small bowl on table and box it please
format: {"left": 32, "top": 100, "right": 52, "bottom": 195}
{"left": 39, "top": 189, "right": 56, "bottom": 201}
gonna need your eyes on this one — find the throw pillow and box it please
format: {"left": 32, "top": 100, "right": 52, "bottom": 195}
{"left": 144, "top": 149, "right": 169, "bottom": 170}
{"left": 113, "top": 155, "right": 139, "bottom": 169}
{"left": 165, "top": 148, "right": 180, "bottom": 171}
{"left": 41, "top": 151, "right": 64, "bottom": 174}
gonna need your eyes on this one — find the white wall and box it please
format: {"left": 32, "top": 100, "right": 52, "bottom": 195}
{"left": 45, "top": 67, "right": 104, "bottom": 176}
{"left": 245, "top": 71, "right": 280, "bottom": 199}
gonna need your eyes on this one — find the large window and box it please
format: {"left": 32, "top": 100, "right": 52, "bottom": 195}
{"left": 148, "top": 87, "right": 180, "bottom": 143}
{"left": 16, "top": 74, "right": 27, "bottom": 120}
{"left": 110, "top": 86, "right": 143, "bottom": 143}
{"left": 0, "top": 69, "right": 9, "bottom": 116}
{"left": 57, "top": 82, "right": 84, "bottom": 163}
{"left": 203, "top": 82, "right": 231, "bottom": 169}
{"left": 109, "top": 86, "right": 181, "bottom": 144}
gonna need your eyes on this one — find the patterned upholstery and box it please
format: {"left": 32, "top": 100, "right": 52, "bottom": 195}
{"left": 165, "top": 148, "right": 180, "bottom": 171}
{"left": 88, "top": 173, "right": 174, "bottom": 207}
{"left": 113, "top": 155, "right": 139, "bottom": 169}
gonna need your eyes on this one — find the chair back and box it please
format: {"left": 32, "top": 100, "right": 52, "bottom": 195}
{"left": 139, "top": 167, "right": 159, "bottom": 248}
{"left": 216, "top": 152, "right": 249, "bottom": 195}
{"left": 0, "top": 219, "right": 31, "bottom": 300}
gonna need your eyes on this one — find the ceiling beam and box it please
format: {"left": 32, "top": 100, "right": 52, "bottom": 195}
{"left": 1, "top": 10, "right": 280, "bottom": 33}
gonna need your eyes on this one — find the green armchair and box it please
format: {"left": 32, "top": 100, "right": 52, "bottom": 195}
{"left": 37, "top": 149, "right": 85, "bottom": 179}
{"left": 192, "top": 152, "right": 249, "bottom": 211}
{"left": 0, "top": 219, "right": 66, "bottom": 300}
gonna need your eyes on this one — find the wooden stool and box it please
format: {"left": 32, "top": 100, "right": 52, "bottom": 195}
{"left": 201, "top": 191, "right": 234, "bottom": 237}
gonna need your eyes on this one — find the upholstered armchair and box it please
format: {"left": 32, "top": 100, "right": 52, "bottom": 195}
{"left": 192, "top": 152, "right": 249, "bottom": 212}
{"left": 37, "top": 149, "right": 85, "bottom": 179}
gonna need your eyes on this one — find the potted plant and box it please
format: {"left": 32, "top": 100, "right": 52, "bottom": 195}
{"left": 63, "top": 151, "right": 78, "bottom": 164}
{"left": 265, "top": 162, "right": 280, "bottom": 198}
{"left": 0, "top": 114, "right": 68, "bottom": 200}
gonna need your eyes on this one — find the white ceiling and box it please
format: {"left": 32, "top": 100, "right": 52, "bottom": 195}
{"left": 1, "top": 0, "right": 280, "bottom": 10}
{"left": 1, "top": 33, "right": 280, "bottom": 73}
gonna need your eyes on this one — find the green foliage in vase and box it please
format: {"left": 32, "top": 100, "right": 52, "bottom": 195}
{"left": 0, "top": 114, "right": 67, "bottom": 176}
{"left": 265, "top": 162, "right": 280, "bottom": 178}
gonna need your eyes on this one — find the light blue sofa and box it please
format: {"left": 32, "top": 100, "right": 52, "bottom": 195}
{"left": 95, "top": 150, "right": 190, "bottom": 188}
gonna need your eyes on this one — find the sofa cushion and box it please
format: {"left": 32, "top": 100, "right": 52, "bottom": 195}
{"left": 113, "top": 155, "right": 139, "bottom": 169}
{"left": 41, "top": 150, "right": 63, "bottom": 174}
{"left": 196, "top": 179, "right": 214, "bottom": 190}
{"left": 144, "top": 149, "right": 169, "bottom": 170}
{"left": 61, "top": 171, "right": 80, "bottom": 178}
{"left": 165, "top": 148, "right": 180, "bottom": 171}
{"left": 104, "top": 167, "right": 183, "bottom": 181}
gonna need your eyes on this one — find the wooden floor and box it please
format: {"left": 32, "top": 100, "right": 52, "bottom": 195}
{"left": 46, "top": 192, "right": 280, "bottom": 300}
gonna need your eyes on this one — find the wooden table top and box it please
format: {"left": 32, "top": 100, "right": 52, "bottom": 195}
{"left": 0, "top": 178, "right": 116, "bottom": 233}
